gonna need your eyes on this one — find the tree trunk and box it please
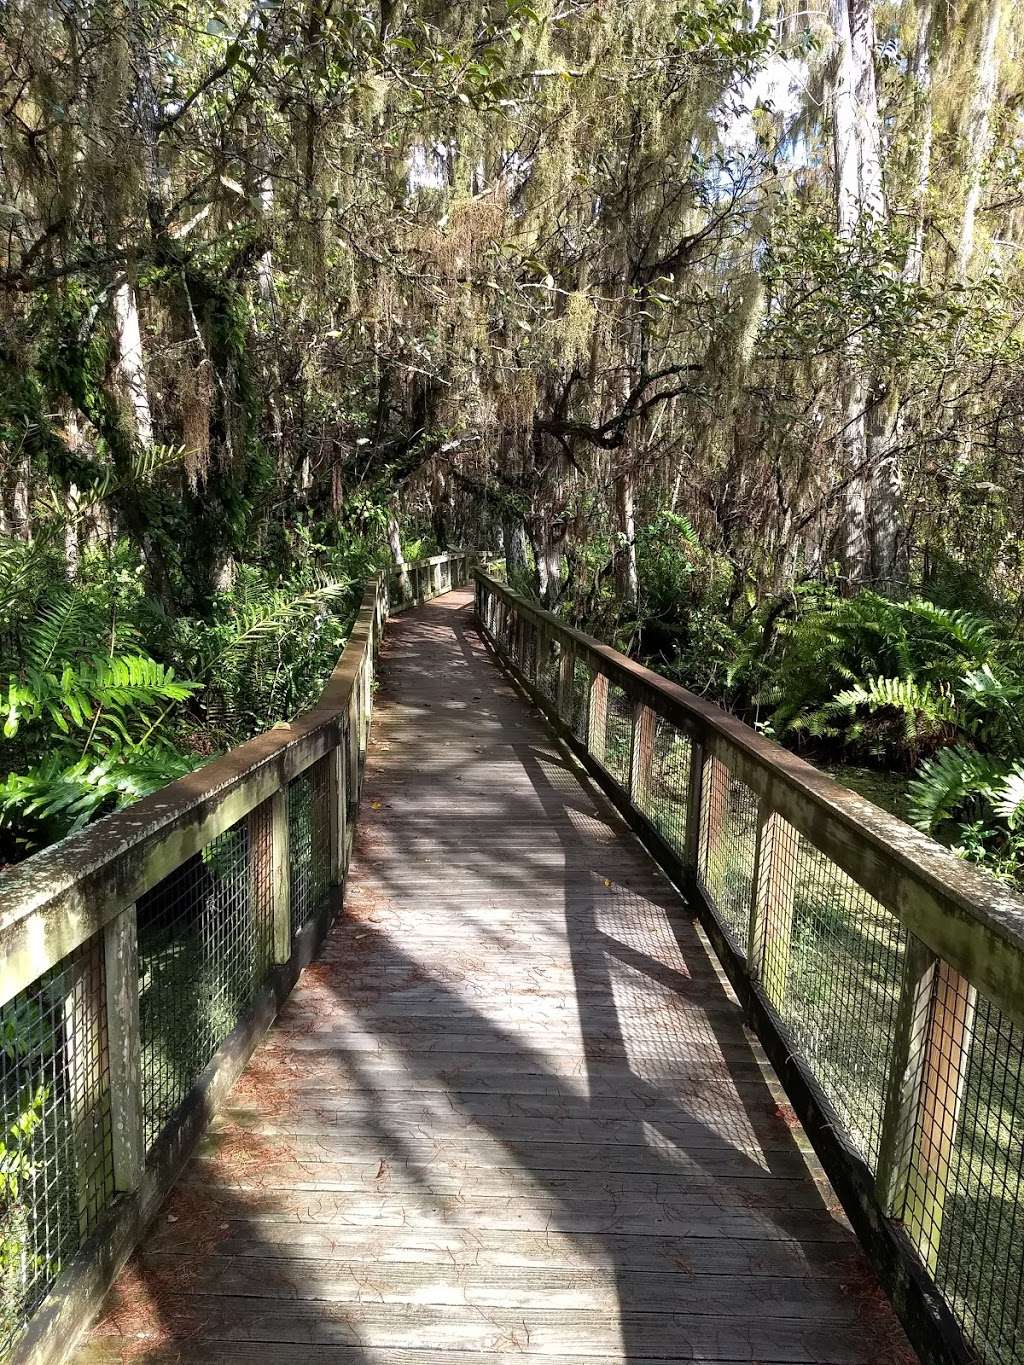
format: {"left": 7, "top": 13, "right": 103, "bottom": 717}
{"left": 112, "top": 276, "right": 153, "bottom": 446}
{"left": 904, "top": 0, "right": 936, "bottom": 284}
{"left": 848, "top": 0, "right": 884, "bottom": 223}
{"left": 64, "top": 484, "right": 81, "bottom": 580}
{"left": 956, "top": 0, "right": 1003, "bottom": 281}
{"left": 502, "top": 516, "right": 530, "bottom": 583}
{"left": 615, "top": 470, "right": 639, "bottom": 609}
{"left": 832, "top": 0, "right": 863, "bottom": 240}
{"left": 7, "top": 451, "right": 31, "bottom": 541}
{"left": 831, "top": 0, "right": 885, "bottom": 588}
{"left": 535, "top": 528, "right": 564, "bottom": 605}
{"left": 431, "top": 466, "right": 449, "bottom": 549}
{"left": 387, "top": 513, "right": 411, "bottom": 603}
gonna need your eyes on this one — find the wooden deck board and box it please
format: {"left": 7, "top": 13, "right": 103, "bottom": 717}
{"left": 77, "top": 587, "right": 914, "bottom": 1364}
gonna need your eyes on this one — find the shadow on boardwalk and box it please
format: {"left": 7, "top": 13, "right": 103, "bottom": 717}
{"left": 77, "top": 591, "right": 915, "bottom": 1365}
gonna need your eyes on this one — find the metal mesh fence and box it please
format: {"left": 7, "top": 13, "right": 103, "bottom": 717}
{"left": 646, "top": 716, "right": 691, "bottom": 850}
{"left": 602, "top": 684, "right": 633, "bottom": 788}
{"left": 138, "top": 807, "right": 272, "bottom": 1147}
{"left": 523, "top": 620, "right": 537, "bottom": 683}
{"left": 697, "top": 756, "right": 758, "bottom": 951}
{"left": 0, "top": 936, "right": 115, "bottom": 1356}
{"left": 289, "top": 754, "right": 332, "bottom": 933}
{"left": 756, "top": 826, "right": 908, "bottom": 1166}
{"left": 892, "top": 976, "right": 1024, "bottom": 1365}
{"left": 536, "top": 631, "right": 559, "bottom": 704}
{"left": 570, "top": 657, "right": 590, "bottom": 743}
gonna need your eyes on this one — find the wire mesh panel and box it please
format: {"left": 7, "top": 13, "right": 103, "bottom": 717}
{"left": 697, "top": 756, "right": 758, "bottom": 951}
{"left": 756, "top": 830, "right": 907, "bottom": 1166}
{"left": 0, "top": 936, "right": 115, "bottom": 1357}
{"left": 289, "top": 755, "right": 332, "bottom": 933}
{"left": 137, "top": 811, "right": 271, "bottom": 1148}
{"left": 601, "top": 683, "right": 633, "bottom": 789}
{"left": 646, "top": 716, "right": 692, "bottom": 851}
{"left": 439, "top": 559, "right": 451, "bottom": 592}
{"left": 523, "top": 620, "right": 538, "bottom": 682}
{"left": 893, "top": 979, "right": 1024, "bottom": 1365}
{"left": 536, "top": 631, "right": 559, "bottom": 704}
{"left": 570, "top": 657, "right": 591, "bottom": 743}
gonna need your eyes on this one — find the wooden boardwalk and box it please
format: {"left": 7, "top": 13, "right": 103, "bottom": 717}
{"left": 78, "top": 588, "right": 913, "bottom": 1364}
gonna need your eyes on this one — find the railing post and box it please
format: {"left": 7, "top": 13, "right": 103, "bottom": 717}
{"left": 431, "top": 560, "right": 441, "bottom": 597}
{"left": 683, "top": 737, "right": 706, "bottom": 879}
{"left": 271, "top": 787, "right": 291, "bottom": 963}
{"left": 587, "top": 670, "right": 608, "bottom": 763}
{"left": 328, "top": 738, "right": 347, "bottom": 885}
{"left": 892, "top": 959, "right": 977, "bottom": 1273}
{"left": 630, "top": 701, "right": 655, "bottom": 811}
{"left": 747, "top": 800, "right": 799, "bottom": 991}
{"left": 104, "top": 905, "right": 144, "bottom": 1192}
{"left": 348, "top": 690, "right": 361, "bottom": 804}
{"left": 361, "top": 650, "right": 372, "bottom": 754}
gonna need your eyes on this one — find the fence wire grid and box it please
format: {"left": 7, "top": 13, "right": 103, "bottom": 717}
{"left": 0, "top": 937, "right": 115, "bottom": 1356}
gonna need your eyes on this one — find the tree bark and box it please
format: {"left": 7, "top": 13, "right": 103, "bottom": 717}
{"left": 904, "top": 0, "right": 936, "bottom": 284}
{"left": 502, "top": 516, "right": 530, "bottom": 583}
{"left": 615, "top": 469, "right": 639, "bottom": 609}
{"left": 387, "top": 513, "right": 411, "bottom": 602}
{"left": 831, "top": 0, "right": 885, "bottom": 587}
{"left": 956, "top": 0, "right": 1003, "bottom": 281}
{"left": 112, "top": 276, "right": 154, "bottom": 447}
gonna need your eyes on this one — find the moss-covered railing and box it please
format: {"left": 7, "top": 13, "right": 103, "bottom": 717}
{"left": 0, "top": 549, "right": 484, "bottom": 1365}
{"left": 476, "top": 569, "right": 1024, "bottom": 1365}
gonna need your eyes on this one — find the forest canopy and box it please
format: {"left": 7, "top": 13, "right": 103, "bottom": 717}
{"left": 2, "top": 0, "right": 1024, "bottom": 878}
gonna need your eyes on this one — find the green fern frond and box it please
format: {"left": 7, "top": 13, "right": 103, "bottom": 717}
{"left": 907, "top": 746, "right": 1010, "bottom": 833}
{"left": 994, "top": 764, "right": 1024, "bottom": 830}
{"left": 2, "top": 655, "right": 195, "bottom": 745}
{"left": 202, "top": 581, "right": 350, "bottom": 672}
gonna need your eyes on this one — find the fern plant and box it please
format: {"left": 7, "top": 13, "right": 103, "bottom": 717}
{"left": 2, "top": 656, "right": 193, "bottom": 749}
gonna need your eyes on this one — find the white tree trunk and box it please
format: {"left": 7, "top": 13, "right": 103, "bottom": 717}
{"left": 64, "top": 483, "right": 81, "bottom": 580}
{"left": 956, "top": 0, "right": 1003, "bottom": 281}
{"left": 848, "top": 0, "right": 884, "bottom": 222}
{"left": 831, "top": 0, "right": 885, "bottom": 586}
{"left": 112, "top": 277, "right": 153, "bottom": 446}
{"left": 615, "top": 471, "right": 639, "bottom": 609}
{"left": 832, "top": 0, "right": 862, "bottom": 239}
{"left": 904, "top": 0, "right": 936, "bottom": 283}
{"left": 387, "top": 513, "right": 411, "bottom": 602}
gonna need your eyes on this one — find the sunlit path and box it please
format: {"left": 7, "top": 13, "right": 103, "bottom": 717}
{"left": 76, "top": 587, "right": 912, "bottom": 1364}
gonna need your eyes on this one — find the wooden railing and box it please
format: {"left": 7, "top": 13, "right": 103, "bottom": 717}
{"left": 0, "top": 549, "right": 482, "bottom": 1365}
{"left": 475, "top": 570, "right": 1024, "bottom": 1365}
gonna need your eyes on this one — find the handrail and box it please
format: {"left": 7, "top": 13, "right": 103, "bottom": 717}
{"left": 0, "top": 548, "right": 482, "bottom": 1365}
{"left": 475, "top": 569, "right": 1024, "bottom": 1365}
